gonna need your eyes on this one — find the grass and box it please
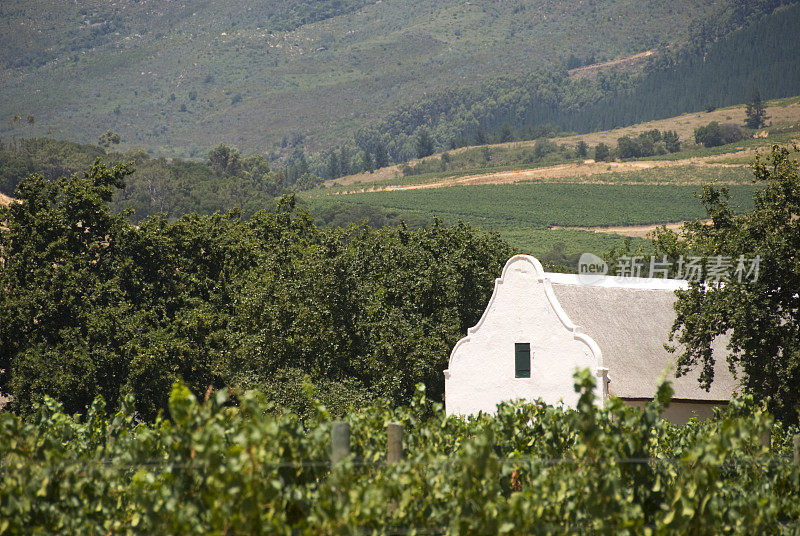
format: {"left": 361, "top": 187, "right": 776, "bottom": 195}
{"left": 331, "top": 107, "right": 800, "bottom": 190}
{"left": 318, "top": 161, "right": 757, "bottom": 195}
{"left": 303, "top": 182, "right": 759, "bottom": 257}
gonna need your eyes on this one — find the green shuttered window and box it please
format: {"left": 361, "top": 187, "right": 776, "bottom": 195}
{"left": 515, "top": 343, "right": 531, "bottom": 378}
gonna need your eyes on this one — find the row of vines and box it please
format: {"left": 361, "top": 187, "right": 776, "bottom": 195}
{"left": 310, "top": 182, "right": 758, "bottom": 232}
{"left": 2, "top": 371, "right": 799, "bottom": 535}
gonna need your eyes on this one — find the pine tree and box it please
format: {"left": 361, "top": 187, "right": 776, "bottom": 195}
{"left": 744, "top": 89, "right": 768, "bottom": 129}
{"left": 415, "top": 129, "right": 435, "bottom": 159}
{"left": 374, "top": 140, "right": 389, "bottom": 169}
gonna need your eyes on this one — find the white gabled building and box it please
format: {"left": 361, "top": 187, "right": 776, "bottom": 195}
{"left": 444, "top": 255, "right": 736, "bottom": 424}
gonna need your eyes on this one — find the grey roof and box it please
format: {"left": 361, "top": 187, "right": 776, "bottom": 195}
{"left": 550, "top": 279, "right": 737, "bottom": 401}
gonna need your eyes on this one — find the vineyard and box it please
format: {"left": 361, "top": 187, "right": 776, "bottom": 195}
{"left": 2, "top": 372, "right": 799, "bottom": 534}
{"left": 305, "top": 182, "right": 759, "bottom": 256}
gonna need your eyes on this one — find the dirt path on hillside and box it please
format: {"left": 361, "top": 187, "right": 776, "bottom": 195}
{"left": 331, "top": 155, "right": 749, "bottom": 194}
{"left": 568, "top": 49, "right": 657, "bottom": 80}
{"left": 551, "top": 220, "right": 711, "bottom": 238}
{"left": 329, "top": 101, "right": 800, "bottom": 188}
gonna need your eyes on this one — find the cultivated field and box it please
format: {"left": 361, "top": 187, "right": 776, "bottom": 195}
{"left": 306, "top": 101, "right": 800, "bottom": 261}
{"left": 304, "top": 181, "right": 757, "bottom": 258}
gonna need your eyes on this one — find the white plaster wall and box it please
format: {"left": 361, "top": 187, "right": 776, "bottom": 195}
{"left": 445, "top": 256, "right": 600, "bottom": 416}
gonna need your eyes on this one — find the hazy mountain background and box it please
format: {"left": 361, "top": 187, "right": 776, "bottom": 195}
{"left": 0, "top": 0, "right": 766, "bottom": 157}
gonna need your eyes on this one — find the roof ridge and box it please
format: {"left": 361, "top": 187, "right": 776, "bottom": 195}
{"left": 546, "top": 271, "right": 688, "bottom": 290}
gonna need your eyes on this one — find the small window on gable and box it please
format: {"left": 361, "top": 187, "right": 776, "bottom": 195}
{"left": 515, "top": 343, "right": 531, "bottom": 378}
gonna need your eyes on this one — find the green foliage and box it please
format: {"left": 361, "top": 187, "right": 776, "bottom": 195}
{"left": 97, "top": 130, "right": 120, "bottom": 148}
{"left": 415, "top": 129, "right": 435, "bottom": 159}
{"left": 595, "top": 142, "right": 611, "bottom": 162}
{"left": 1, "top": 373, "right": 798, "bottom": 534}
{"left": 616, "top": 130, "right": 681, "bottom": 159}
{"left": 0, "top": 137, "right": 321, "bottom": 221}
{"left": 0, "top": 163, "right": 510, "bottom": 417}
{"left": 652, "top": 145, "right": 800, "bottom": 424}
{"left": 533, "top": 138, "right": 558, "bottom": 159}
{"left": 694, "top": 121, "right": 746, "bottom": 148}
{"left": 576, "top": 140, "right": 588, "bottom": 158}
{"left": 313, "top": 202, "right": 430, "bottom": 230}
{"left": 745, "top": 88, "right": 770, "bottom": 129}
{"left": 0, "top": 137, "right": 106, "bottom": 193}
{"left": 398, "top": 140, "right": 579, "bottom": 178}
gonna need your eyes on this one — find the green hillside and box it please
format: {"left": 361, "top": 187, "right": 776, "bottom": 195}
{"left": 0, "top": 0, "right": 737, "bottom": 157}
{"left": 315, "top": 1, "right": 800, "bottom": 176}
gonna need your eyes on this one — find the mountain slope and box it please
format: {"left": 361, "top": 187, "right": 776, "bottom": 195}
{"left": 0, "top": 0, "right": 729, "bottom": 156}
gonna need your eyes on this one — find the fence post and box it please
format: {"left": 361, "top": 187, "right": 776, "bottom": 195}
{"left": 331, "top": 421, "right": 350, "bottom": 466}
{"left": 793, "top": 434, "right": 800, "bottom": 465}
{"left": 386, "top": 423, "right": 403, "bottom": 464}
{"left": 760, "top": 429, "right": 771, "bottom": 450}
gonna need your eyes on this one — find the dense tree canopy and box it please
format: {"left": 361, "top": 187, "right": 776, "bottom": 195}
{"left": 0, "top": 161, "right": 510, "bottom": 419}
{"left": 0, "top": 138, "right": 321, "bottom": 221}
{"left": 653, "top": 145, "right": 800, "bottom": 423}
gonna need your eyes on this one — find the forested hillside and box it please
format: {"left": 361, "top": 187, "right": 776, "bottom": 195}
{"left": 0, "top": 138, "right": 321, "bottom": 221}
{"left": 315, "top": 1, "right": 800, "bottom": 177}
{"left": 566, "top": 2, "right": 800, "bottom": 132}
{"left": 0, "top": 0, "right": 747, "bottom": 157}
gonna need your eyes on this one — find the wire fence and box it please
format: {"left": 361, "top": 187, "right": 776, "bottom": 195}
{"left": 2, "top": 454, "right": 799, "bottom": 470}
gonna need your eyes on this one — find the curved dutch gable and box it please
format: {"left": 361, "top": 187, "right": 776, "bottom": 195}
{"left": 444, "top": 255, "right": 608, "bottom": 415}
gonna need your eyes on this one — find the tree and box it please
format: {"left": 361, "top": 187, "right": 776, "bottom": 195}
{"left": 0, "top": 161, "right": 135, "bottom": 414}
{"left": 694, "top": 122, "right": 744, "bottom": 148}
{"left": 415, "top": 129, "right": 435, "bottom": 159}
{"left": 653, "top": 145, "right": 800, "bottom": 423}
{"left": 498, "top": 123, "right": 514, "bottom": 143}
{"left": 663, "top": 130, "right": 681, "bottom": 153}
{"left": 616, "top": 136, "right": 640, "bottom": 159}
{"left": 208, "top": 143, "right": 242, "bottom": 176}
{"left": 326, "top": 151, "right": 341, "bottom": 179}
{"left": 374, "top": 140, "right": 389, "bottom": 169}
{"left": 360, "top": 150, "right": 375, "bottom": 173}
{"left": 744, "top": 88, "right": 768, "bottom": 129}
{"left": 594, "top": 142, "right": 610, "bottom": 162}
{"left": 98, "top": 130, "right": 121, "bottom": 148}
{"left": 0, "top": 159, "right": 510, "bottom": 417}
{"left": 576, "top": 140, "right": 588, "bottom": 158}
{"left": 534, "top": 138, "right": 557, "bottom": 159}
{"left": 473, "top": 127, "right": 488, "bottom": 146}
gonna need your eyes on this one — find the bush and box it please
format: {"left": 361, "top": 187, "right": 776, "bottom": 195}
{"left": 533, "top": 138, "right": 558, "bottom": 159}
{"left": 594, "top": 142, "right": 611, "bottom": 161}
{"left": 616, "top": 129, "right": 681, "bottom": 159}
{"left": 694, "top": 121, "right": 745, "bottom": 147}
